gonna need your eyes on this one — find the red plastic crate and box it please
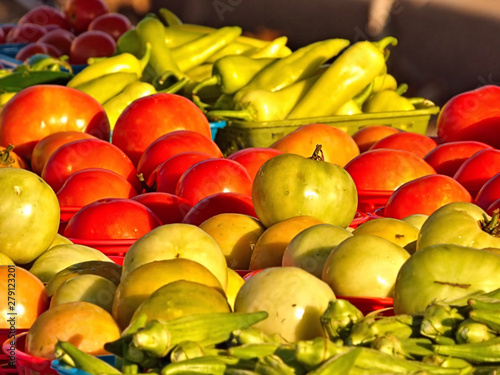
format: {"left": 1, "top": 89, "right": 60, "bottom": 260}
{"left": 2, "top": 332, "right": 57, "bottom": 375}
{"left": 337, "top": 296, "right": 394, "bottom": 316}
{"left": 357, "top": 190, "right": 393, "bottom": 214}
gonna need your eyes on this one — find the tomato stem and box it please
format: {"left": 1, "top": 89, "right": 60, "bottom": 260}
{"left": 0, "top": 144, "right": 15, "bottom": 166}
{"left": 481, "top": 208, "right": 500, "bottom": 237}
{"left": 136, "top": 173, "right": 156, "bottom": 193}
{"left": 309, "top": 144, "right": 324, "bottom": 161}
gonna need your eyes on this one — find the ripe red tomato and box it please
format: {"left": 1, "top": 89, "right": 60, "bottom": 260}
{"left": 15, "top": 42, "right": 62, "bottom": 62}
{"left": 368, "top": 131, "right": 438, "bottom": 159}
{"left": 57, "top": 168, "right": 138, "bottom": 207}
{"left": 31, "top": 131, "right": 96, "bottom": 175}
{"left": 176, "top": 159, "right": 253, "bottom": 206}
{"left": 437, "top": 85, "right": 500, "bottom": 148}
{"left": 69, "top": 30, "right": 116, "bottom": 65}
{"left": 226, "top": 147, "right": 283, "bottom": 183}
{"left": 344, "top": 149, "right": 436, "bottom": 191}
{"left": 64, "top": 198, "right": 162, "bottom": 240}
{"left": 423, "top": 140, "right": 493, "bottom": 177}
{"left": 351, "top": 125, "right": 402, "bottom": 153}
{"left": 18, "top": 5, "right": 70, "bottom": 30}
{"left": 5, "top": 23, "right": 46, "bottom": 43}
{"left": 112, "top": 93, "right": 212, "bottom": 166}
{"left": 38, "top": 28, "right": 76, "bottom": 56}
{"left": 453, "top": 148, "right": 500, "bottom": 198}
{"left": 136, "top": 130, "right": 223, "bottom": 182}
{"left": 0, "top": 85, "right": 110, "bottom": 162}
{"left": 64, "top": 0, "right": 109, "bottom": 34}
{"left": 131, "top": 192, "right": 193, "bottom": 225}
{"left": 475, "top": 173, "right": 500, "bottom": 211}
{"left": 147, "top": 152, "right": 216, "bottom": 195}
{"left": 41, "top": 138, "right": 141, "bottom": 193}
{"left": 88, "top": 13, "right": 133, "bottom": 41}
{"left": 0, "top": 266, "right": 49, "bottom": 329}
{"left": 182, "top": 192, "right": 257, "bottom": 226}
{"left": 383, "top": 174, "right": 473, "bottom": 219}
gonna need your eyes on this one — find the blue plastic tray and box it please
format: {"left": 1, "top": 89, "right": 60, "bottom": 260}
{"left": 210, "top": 120, "right": 226, "bottom": 141}
{"left": 51, "top": 355, "right": 116, "bottom": 375}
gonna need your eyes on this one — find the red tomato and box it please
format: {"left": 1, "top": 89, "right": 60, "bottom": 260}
{"left": 41, "top": 138, "right": 140, "bottom": 193}
{"left": 131, "top": 192, "right": 193, "bottom": 225}
{"left": 176, "top": 158, "right": 253, "bottom": 206}
{"left": 368, "top": 131, "right": 438, "bottom": 159}
{"left": 0, "top": 266, "right": 49, "bottom": 329}
{"left": 147, "top": 151, "right": 216, "bottom": 195}
{"left": 112, "top": 93, "right": 212, "bottom": 166}
{"left": 69, "top": 30, "right": 116, "bottom": 65}
{"left": 344, "top": 149, "right": 436, "bottom": 191}
{"left": 437, "top": 85, "right": 500, "bottom": 148}
{"left": 15, "top": 42, "right": 62, "bottom": 62}
{"left": 423, "top": 140, "right": 493, "bottom": 177}
{"left": 475, "top": 172, "right": 500, "bottom": 211}
{"left": 182, "top": 192, "right": 257, "bottom": 226}
{"left": 136, "top": 130, "right": 223, "bottom": 182}
{"left": 0, "top": 85, "right": 110, "bottom": 162}
{"left": 64, "top": 198, "right": 162, "bottom": 240}
{"left": 38, "top": 28, "right": 76, "bottom": 56}
{"left": 383, "top": 174, "right": 473, "bottom": 219}
{"left": 453, "top": 148, "right": 500, "bottom": 198}
{"left": 88, "top": 13, "right": 133, "bottom": 41}
{"left": 351, "top": 125, "right": 402, "bottom": 153}
{"left": 18, "top": 5, "right": 71, "bottom": 30}
{"left": 226, "top": 147, "right": 283, "bottom": 183}
{"left": 5, "top": 23, "right": 46, "bottom": 43}
{"left": 57, "top": 168, "right": 138, "bottom": 207}
{"left": 64, "top": 0, "right": 109, "bottom": 34}
{"left": 31, "top": 131, "right": 96, "bottom": 175}
{"left": 487, "top": 199, "right": 500, "bottom": 216}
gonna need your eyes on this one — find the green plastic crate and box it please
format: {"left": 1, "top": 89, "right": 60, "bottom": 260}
{"left": 214, "top": 101, "right": 440, "bottom": 156}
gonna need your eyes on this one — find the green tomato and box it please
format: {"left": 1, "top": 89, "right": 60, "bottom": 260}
{"left": 322, "top": 234, "right": 410, "bottom": 298}
{"left": 252, "top": 146, "right": 358, "bottom": 229}
{"left": 417, "top": 202, "right": 500, "bottom": 251}
{"left": 401, "top": 214, "right": 428, "bottom": 230}
{"left": 393, "top": 243, "right": 500, "bottom": 315}
{"left": 0, "top": 168, "right": 60, "bottom": 264}
{"left": 282, "top": 223, "right": 352, "bottom": 278}
{"left": 352, "top": 217, "right": 419, "bottom": 249}
{"left": 234, "top": 267, "right": 335, "bottom": 343}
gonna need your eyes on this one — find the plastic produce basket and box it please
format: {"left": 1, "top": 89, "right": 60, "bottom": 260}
{"left": 51, "top": 356, "right": 116, "bottom": 375}
{"left": 2, "top": 332, "right": 57, "bottom": 375}
{"left": 1, "top": 329, "right": 27, "bottom": 375}
{"left": 214, "top": 102, "right": 439, "bottom": 156}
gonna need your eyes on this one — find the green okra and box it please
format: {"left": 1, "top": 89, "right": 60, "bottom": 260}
{"left": 346, "top": 313, "right": 423, "bottom": 346}
{"left": 420, "top": 301, "right": 466, "bottom": 342}
{"left": 370, "top": 335, "right": 434, "bottom": 359}
{"left": 254, "top": 354, "right": 298, "bottom": 375}
{"left": 468, "top": 296, "right": 500, "bottom": 310}
{"left": 231, "top": 327, "right": 281, "bottom": 345}
{"left": 432, "top": 336, "right": 500, "bottom": 364}
{"left": 306, "top": 347, "right": 362, "bottom": 375}
{"left": 227, "top": 343, "right": 280, "bottom": 360}
{"left": 294, "top": 337, "right": 348, "bottom": 370}
{"left": 132, "top": 311, "right": 268, "bottom": 357}
{"left": 169, "top": 340, "right": 223, "bottom": 362}
{"left": 455, "top": 318, "right": 498, "bottom": 344}
{"left": 320, "top": 299, "right": 364, "bottom": 342}
{"left": 421, "top": 354, "right": 474, "bottom": 372}
{"left": 54, "top": 340, "right": 121, "bottom": 375}
{"left": 469, "top": 308, "right": 500, "bottom": 333}
{"left": 160, "top": 356, "right": 227, "bottom": 375}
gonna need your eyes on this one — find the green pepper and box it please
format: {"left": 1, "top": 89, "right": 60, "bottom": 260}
{"left": 0, "top": 70, "right": 74, "bottom": 93}
{"left": 102, "top": 80, "right": 157, "bottom": 131}
{"left": 193, "top": 55, "right": 277, "bottom": 99}
{"left": 67, "top": 43, "right": 151, "bottom": 88}
{"left": 287, "top": 36, "right": 397, "bottom": 119}
{"left": 135, "top": 16, "right": 184, "bottom": 84}
{"left": 116, "top": 28, "right": 144, "bottom": 57}
{"left": 362, "top": 85, "right": 416, "bottom": 113}
{"left": 171, "top": 26, "right": 243, "bottom": 73}
{"left": 207, "top": 73, "right": 321, "bottom": 122}
{"left": 244, "top": 36, "right": 290, "bottom": 59}
{"left": 72, "top": 71, "right": 139, "bottom": 104}
{"left": 232, "top": 38, "right": 350, "bottom": 105}
{"left": 372, "top": 72, "right": 398, "bottom": 93}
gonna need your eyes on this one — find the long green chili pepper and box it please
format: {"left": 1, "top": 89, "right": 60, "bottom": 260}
{"left": 192, "top": 55, "right": 276, "bottom": 106}
{"left": 135, "top": 16, "right": 184, "bottom": 84}
{"left": 0, "top": 70, "right": 74, "bottom": 92}
{"left": 207, "top": 73, "right": 322, "bottom": 122}
{"left": 171, "top": 26, "right": 242, "bottom": 73}
{"left": 244, "top": 36, "right": 290, "bottom": 58}
{"left": 286, "top": 36, "right": 398, "bottom": 119}
{"left": 72, "top": 71, "right": 139, "bottom": 104}
{"left": 232, "top": 38, "right": 350, "bottom": 104}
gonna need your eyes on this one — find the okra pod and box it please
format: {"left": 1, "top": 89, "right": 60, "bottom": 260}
{"left": 133, "top": 311, "right": 268, "bottom": 357}
{"left": 227, "top": 343, "right": 280, "bottom": 360}
{"left": 432, "top": 337, "right": 500, "bottom": 364}
{"left": 160, "top": 356, "right": 227, "bottom": 375}
{"left": 232, "top": 327, "right": 281, "bottom": 345}
{"left": 320, "top": 299, "right": 364, "bottom": 342}
{"left": 254, "top": 354, "right": 297, "bottom": 375}
{"left": 420, "top": 301, "right": 466, "bottom": 341}
{"left": 469, "top": 308, "right": 500, "bottom": 333}
{"left": 170, "top": 340, "right": 222, "bottom": 362}
{"left": 294, "top": 337, "right": 348, "bottom": 369}
{"left": 455, "top": 318, "right": 498, "bottom": 344}
{"left": 468, "top": 296, "right": 500, "bottom": 311}
{"left": 306, "top": 347, "right": 362, "bottom": 375}
{"left": 370, "top": 335, "right": 434, "bottom": 359}
{"left": 54, "top": 340, "right": 121, "bottom": 374}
